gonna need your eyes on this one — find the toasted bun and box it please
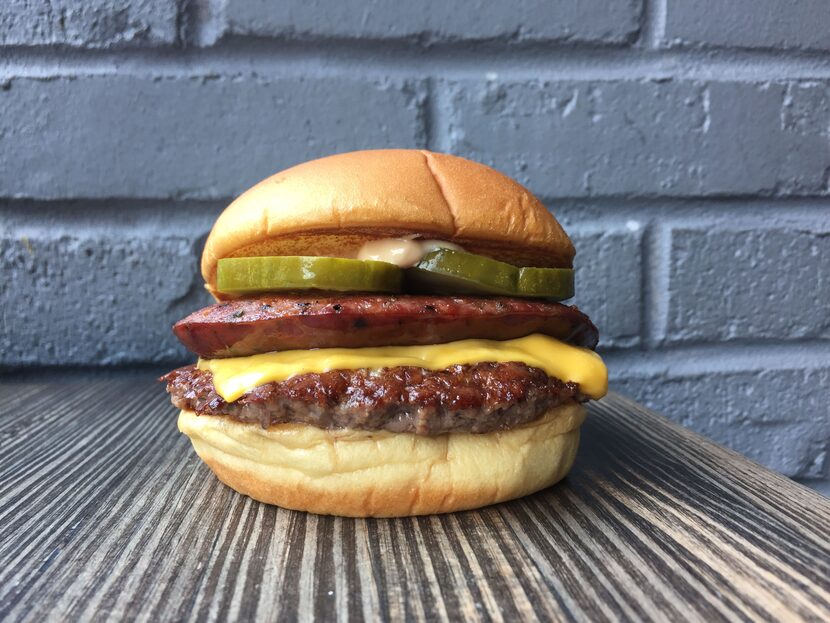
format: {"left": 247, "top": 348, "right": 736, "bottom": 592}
{"left": 202, "top": 150, "right": 574, "bottom": 299}
{"left": 177, "top": 402, "right": 585, "bottom": 517}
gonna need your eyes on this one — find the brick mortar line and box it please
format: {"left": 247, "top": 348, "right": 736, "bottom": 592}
{"left": 6, "top": 196, "right": 830, "bottom": 207}
{"left": 638, "top": 0, "right": 667, "bottom": 50}
{"left": 3, "top": 44, "right": 830, "bottom": 81}
{"left": 540, "top": 196, "right": 830, "bottom": 207}
{"left": 423, "top": 77, "right": 451, "bottom": 153}
{"left": 560, "top": 209, "right": 830, "bottom": 233}
{"left": 421, "top": 77, "right": 437, "bottom": 152}
{"left": 6, "top": 215, "right": 830, "bottom": 241}
{"left": 5, "top": 199, "right": 830, "bottom": 227}
{"left": 4, "top": 213, "right": 830, "bottom": 256}
{"left": 5, "top": 32, "right": 830, "bottom": 58}
{"left": 602, "top": 340, "right": 830, "bottom": 374}
{"left": 639, "top": 223, "right": 669, "bottom": 349}
{"left": 3, "top": 341, "right": 828, "bottom": 374}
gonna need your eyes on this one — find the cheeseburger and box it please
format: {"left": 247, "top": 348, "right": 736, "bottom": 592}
{"left": 162, "top": 149, "right": 607, "bottom": 517}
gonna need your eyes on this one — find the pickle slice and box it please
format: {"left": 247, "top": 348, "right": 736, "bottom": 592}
{"left": 406, "top": 249, "right": 517, "bottom": 295}
{"left": 216, "top": 256, "right": 403, "bottom": 294}
{"left": 517, "top": 267, "right": 574, "bottom": 300}
{"left": 406, "top": 249, "right": 575, "bottom": 299}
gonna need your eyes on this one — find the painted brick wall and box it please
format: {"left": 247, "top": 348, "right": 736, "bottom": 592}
{"left": 2, "top": 1, "right": 829, "bottom": 493}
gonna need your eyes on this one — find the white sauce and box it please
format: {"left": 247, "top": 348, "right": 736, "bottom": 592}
{"left": 357, "top": 238, "right": 464, "bottom": 267}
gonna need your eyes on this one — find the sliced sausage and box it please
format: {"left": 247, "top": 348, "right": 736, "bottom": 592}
{"left": 173, "top": 294, "right": 599, "bottom": 358}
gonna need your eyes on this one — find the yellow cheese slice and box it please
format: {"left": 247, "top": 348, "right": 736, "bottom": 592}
{"left": 198, "top": 334, "right": 608, "bottom": 403}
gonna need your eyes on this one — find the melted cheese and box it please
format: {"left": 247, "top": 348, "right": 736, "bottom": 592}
{"left": 199, "top": 334, "right": 608, "bottom": 403}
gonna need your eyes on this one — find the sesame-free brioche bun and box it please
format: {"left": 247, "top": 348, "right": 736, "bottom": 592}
{"left": 178, "top": 402, "right": 586, "bottom": 517}
{"left": 201, "top": 149, "right": 574, "bottom": 299}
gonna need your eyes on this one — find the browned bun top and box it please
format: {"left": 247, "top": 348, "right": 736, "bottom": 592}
{"left": 201, "top": 149, "right": 574, "bottom": 298}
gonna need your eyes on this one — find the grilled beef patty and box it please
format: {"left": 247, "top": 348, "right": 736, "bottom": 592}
{"left": 162, "top": 362, "right": 583, "bottom": 436}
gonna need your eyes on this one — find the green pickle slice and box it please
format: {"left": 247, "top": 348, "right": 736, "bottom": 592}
{"left": 406, "top": 249, "right": 574, "bottom": 299}
{"left": 406, "top": 249, "right": 517, "bottom": 295}
{"left": 216, "top": 256, "right": 403, "bottom": 294}
{"left": 517, "top": 267, "right": 574, "bottom": 299}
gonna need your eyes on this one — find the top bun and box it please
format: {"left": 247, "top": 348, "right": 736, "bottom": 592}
{"left": 201, "top": 149, "right": 574, "bottom": 299}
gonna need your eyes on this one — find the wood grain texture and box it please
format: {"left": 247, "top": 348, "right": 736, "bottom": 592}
{"left": 0, "top": 376, "right": 828, "bottom": 622}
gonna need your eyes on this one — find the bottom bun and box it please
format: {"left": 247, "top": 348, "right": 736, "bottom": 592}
{"left": 178, "top": 403, "right": 586, "bottom": 517}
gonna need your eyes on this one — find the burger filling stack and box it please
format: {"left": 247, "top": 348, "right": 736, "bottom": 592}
{"left": 162, "top": 149, "right": 608, "bottom": 517}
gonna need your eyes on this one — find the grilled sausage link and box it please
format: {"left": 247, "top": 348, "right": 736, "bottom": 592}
{"left": 173, "top": 294, "right": 599, "bottom": 358}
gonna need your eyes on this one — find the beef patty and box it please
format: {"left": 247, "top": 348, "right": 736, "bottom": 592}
{"left": 162, "top": 362, "right": 583, "bottom": 436}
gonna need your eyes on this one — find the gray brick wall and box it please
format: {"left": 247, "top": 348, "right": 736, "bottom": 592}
{"left": 219, "top": 0, "right": 643, "bottom": 44}
{"left": 662, "top": 0, "right": 830, "bottom": 51}
{"left": 2, "top": 1, "right": 829, "bottom": 493}
{"left": 1, "top": 0, "right": 179, "bottom": 46}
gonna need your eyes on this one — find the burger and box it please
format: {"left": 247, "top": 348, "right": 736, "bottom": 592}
{"left": 161, "top": 149, "right": 607, "bottom": 517}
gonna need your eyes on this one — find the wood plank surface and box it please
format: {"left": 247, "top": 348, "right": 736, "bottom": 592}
{"left": 1, "top": 375, "right": 828, "bottom": 622}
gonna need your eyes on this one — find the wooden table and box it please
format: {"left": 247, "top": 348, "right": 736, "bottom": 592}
{"left": 1, "top": 374, "right": 828, "bottom": 622}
